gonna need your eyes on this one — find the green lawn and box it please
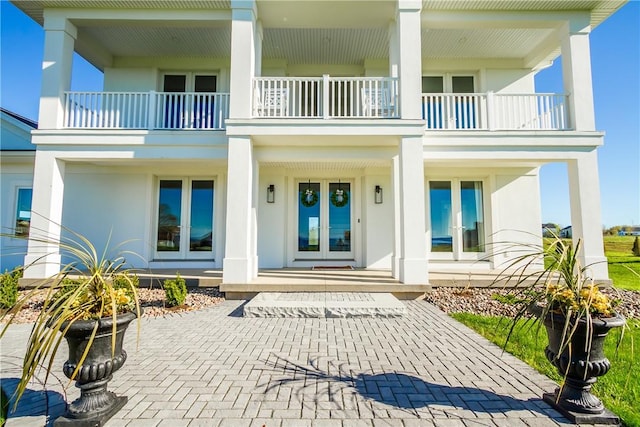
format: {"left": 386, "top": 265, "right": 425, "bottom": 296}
{"left": 605, "top": 236, "right": 640, "bottom": 291}
{"left": 452, "top": 313, "right": 640, "bottom": 427}
{"left": 543, "top": 236, "right": 640, "bottom": 290}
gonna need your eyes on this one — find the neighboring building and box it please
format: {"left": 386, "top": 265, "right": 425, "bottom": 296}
{"left": 542, "top": 223, "right": 559, "bottom": 237}
{"left": 560, "top": 226, "right": 573, "bottom": 239}
{"left": 7, "top": 0, "right": 622, "bottom": 293}
{"left": 618, "top": 227, "right": 640, "bottom": 236}
{"left": 0, "top": 108, "right": 36, "bottom": 272}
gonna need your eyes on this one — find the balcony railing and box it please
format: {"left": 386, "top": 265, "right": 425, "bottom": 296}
{"left": 62, "top": 89, "right": 568, "bottom": 131}
{"left": 64, "top": 91, "right": 230, "bottom": 130}
{"left": 422, "top": 92, "right": 569, "bottom": 130}
{"left": 253, "top": 76, "right": 399, "bottom": 119}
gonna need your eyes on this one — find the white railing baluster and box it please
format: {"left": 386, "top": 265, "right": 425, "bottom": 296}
{"left": 420, "top": 92, "right": 567, "bottom": 131}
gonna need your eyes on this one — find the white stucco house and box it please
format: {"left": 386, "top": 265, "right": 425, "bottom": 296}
{"left": 1, "top": 108, "right": 36, "bottom": 273}
{"left": 4, "top": 0, "right": 622, "bottom": 296}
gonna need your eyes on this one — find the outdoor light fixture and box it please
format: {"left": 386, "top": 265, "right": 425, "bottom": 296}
{"left": 267, "top": 184, "right": 275, "bottom": 203}
{"left": 374, "top": 185, "right": 383, "bottom": 204}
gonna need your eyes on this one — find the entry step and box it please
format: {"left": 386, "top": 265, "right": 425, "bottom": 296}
{"left": 243, "top": 292, "right": 406, "bottom": 318}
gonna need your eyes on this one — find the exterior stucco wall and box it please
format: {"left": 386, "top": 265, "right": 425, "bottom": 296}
{"left": 0, "top": 163, "right": 34, "bottom": 272}
{"left": 257, "top": 170, "right": 287, "bottom": 268}
{"left": 60, "top": 165, "right": 152, "bottom": 269}
{"left": 483, "top": 69, "right": 535, "bottom": 93}
{"left": 362, "top": 171, "right": 393, "bottom": 269}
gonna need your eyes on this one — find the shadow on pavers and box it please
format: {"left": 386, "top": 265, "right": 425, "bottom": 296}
{"left": 228, "top": 300, "right": 249, "bottom": 317}
{"left": 262, "top": 355, "right": 559, "bottom": 419}
{"left": 2, "top": 377, "right": 66, "bottom": 427}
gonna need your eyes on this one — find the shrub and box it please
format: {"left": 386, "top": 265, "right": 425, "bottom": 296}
{"left": 0, "top": 268, "right": 22, "bottom": 309}
{"left": 633, "top": 236, "right": 640, "bottom": 256}
{"left": 163, "top": 273, "right": 187, "bottom": 307}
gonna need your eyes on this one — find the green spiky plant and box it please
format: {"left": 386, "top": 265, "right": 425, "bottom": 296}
{"left": 490, "top": 232, "right": 623, "bottom": 352}
{"left": 0, "top": 222, "right": 141, "bottom": 410}
{"left": 487, "top": 232, "right": 634, "bottom": 418}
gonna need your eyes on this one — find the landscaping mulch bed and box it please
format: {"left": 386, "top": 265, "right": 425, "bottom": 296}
{"left": 1, "top": 287, "right": 225, "bottom": 324}
{"left": 425, "top": 287, "right": 640, "bottom": 320}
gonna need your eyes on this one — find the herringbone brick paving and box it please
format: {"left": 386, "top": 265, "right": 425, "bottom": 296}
{"left": 2, "top": 300, "right": 585, "bottom": 426}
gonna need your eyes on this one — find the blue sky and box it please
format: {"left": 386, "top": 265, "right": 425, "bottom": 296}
{"left": 1, "top": 1, "right": 638, "bottom": 228}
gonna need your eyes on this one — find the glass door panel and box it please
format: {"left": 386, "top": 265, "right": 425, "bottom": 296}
{"left": 429, "top": 181, "right": 453, "bottom": 253}
{"left": 429, "top": 179, "right": 485, "bottom": 260}
{"left": 156, "top": 178, "right": 214, "bottom": 259}
{"left": 157, "top": 180, "right": 182, "bottom": 252}
{"left": 189, "top": 180, "right": 214, "bottom": 252}
{"left": 461, "top": 181, "right": 484, "bottom": 253}
{"left": 298, "top": 182, "right": 321, "bottom": 252}
{"left": 328, "top": 182, "right": 351, "bottom": 252}
{"left": 295, "top": 180, "right": 354, "bottom": 260}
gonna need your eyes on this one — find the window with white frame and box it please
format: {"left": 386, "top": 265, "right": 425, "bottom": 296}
{"left": 15, "top": 188, "right": 32, "bottom": 237}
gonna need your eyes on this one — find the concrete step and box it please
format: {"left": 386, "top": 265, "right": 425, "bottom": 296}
{"left": 243, "top": 292, "right": 406, "bottom": 318}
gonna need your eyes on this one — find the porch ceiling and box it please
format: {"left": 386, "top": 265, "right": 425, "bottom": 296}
{"left": 12, "top": 0, "right": 625, "bottom": 71}
{"left": 259, "top": 160, "right": 391, "bottom": 170}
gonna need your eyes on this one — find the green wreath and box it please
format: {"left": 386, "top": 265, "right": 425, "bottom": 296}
{"left": 330, "top": 189, "right": 349, "bottom": 208}
{"left": 301, "top": 188, "right": 318, "bottom": 208}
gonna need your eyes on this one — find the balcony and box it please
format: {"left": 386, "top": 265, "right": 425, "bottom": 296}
{"left": 253, "top": 76, "right": 399, "bottom": 119}
{"left": 64, "top": 91, "right": 230, "bottom": 130}
{"left": 422, "top": 93, "right": 569, "bottom": 131}
{"left": 61, "top": 88, "right": 569, "bottom": 133}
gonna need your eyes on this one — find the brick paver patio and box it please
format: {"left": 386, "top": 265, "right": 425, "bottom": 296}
{"left": 1, "top": 300, "right": 578, "bottom": 426}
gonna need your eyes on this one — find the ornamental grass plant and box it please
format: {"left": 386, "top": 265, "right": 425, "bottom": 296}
{"left": 0, "top": 222, "right": 142, "bottom": 409}
{"left": 490, "top": 233, "right": 623, "bottom": 353}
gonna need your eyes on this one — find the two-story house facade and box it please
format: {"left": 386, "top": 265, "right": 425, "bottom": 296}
{"left": 9, "top": 0, "right": 623, "bottom": 295}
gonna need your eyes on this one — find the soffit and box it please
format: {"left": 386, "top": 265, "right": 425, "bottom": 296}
{"left": 263, "top": 28, "right": 389, "bottom": 64}
{"left": 422, "top": 27, "right": 554, "bottom": 59}
{"left": 422, "top": 0, "right": 626, "bottom": 28}
{"left": 260, "top": 160, "right": 391, "bottom": 170}
{"left": 80, "top": 24, "right": 231, "bottom": 57}
{"left": 10, "top": 0, "right": 626, "bottom": 69}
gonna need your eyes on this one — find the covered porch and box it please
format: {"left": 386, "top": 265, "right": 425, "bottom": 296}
{"left": 134, "top": 267, "right": 524, "bottom": 300}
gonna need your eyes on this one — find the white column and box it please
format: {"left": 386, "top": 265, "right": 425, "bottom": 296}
{"left": 388, "top": 20, "right": 399, "bottom": 79}
{"left": 396, "top": 0, "right": 422, "bottom": 119}
{"left": 223, "top": 136, "right": 256, "bottom": 283}
{"left": 567, "top": 151, "right": 608, "bottom": 280}
{"left": 38, "top": 14, "right": 76, "bottom": 129}
{"left": 561, "top": 21, "right": 595, "bottom": 131}
{"left": 391, "top": 155, "right": 401, "bottom": 279}
{"left": 398, "top": 137, "right": 428, "bottom": 284}
{"left": 251, "top": 155, "right": 259, "bottom": 277}
{"left": 23, "top": 151, "right": 65, "bottom": 278}
{"left": 229, "top": 0, "right": 257, "bottom": 119}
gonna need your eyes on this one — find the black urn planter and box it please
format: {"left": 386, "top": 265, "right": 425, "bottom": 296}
{"left": 541, "top": 310, "right": 625, "bottom": 425}
{"left": 54, "top": 310, "right": 138, "bottom": 427}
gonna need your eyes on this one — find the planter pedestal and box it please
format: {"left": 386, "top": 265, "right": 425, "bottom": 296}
{"left": 543, "top": 391, "right": 620, "bottom": 425}
{"left": 54, "top": 311, "right": 137, "bottom": 427}
{"left": 542, "top": 311, "right": 624, "bottom": 425}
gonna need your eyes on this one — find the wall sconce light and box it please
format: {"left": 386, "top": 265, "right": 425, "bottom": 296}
{"left": 267, "top": 184, "right": 275, "bottom": 203}
{"left": 374, "top": 185, "right": 383, "bottom": 204}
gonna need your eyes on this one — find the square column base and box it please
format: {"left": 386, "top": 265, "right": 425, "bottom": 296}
{"left": 22, "top": 253, "right": 62, "bottom": 279}
{"left": 399, "top": 258, "right": 428, "bottom": 284}
{"left": 222, "top": 258, "right": 254, "bottom": 284}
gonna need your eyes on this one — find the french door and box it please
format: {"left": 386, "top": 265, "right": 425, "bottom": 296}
{"left": 296, "top": 180, "right": 353, "bottom": 260}
{"left": 428, "top": 179, "right": 486, "bottom": 260}
{"left": 162, "top": 73, "right": 217, "bottom": 129}
{"left": 155, "top": 178, "right": 214, "bottom": 259}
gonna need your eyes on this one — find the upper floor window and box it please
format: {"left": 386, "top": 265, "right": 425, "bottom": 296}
{"left": 15, "top": 188, "right": 32, "bottom": 237}
{"left": 163, "top": 74, "right": 217, "bottom": 93}
{"left": 422, "top": 75, "right": 475, "bottom": 93}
